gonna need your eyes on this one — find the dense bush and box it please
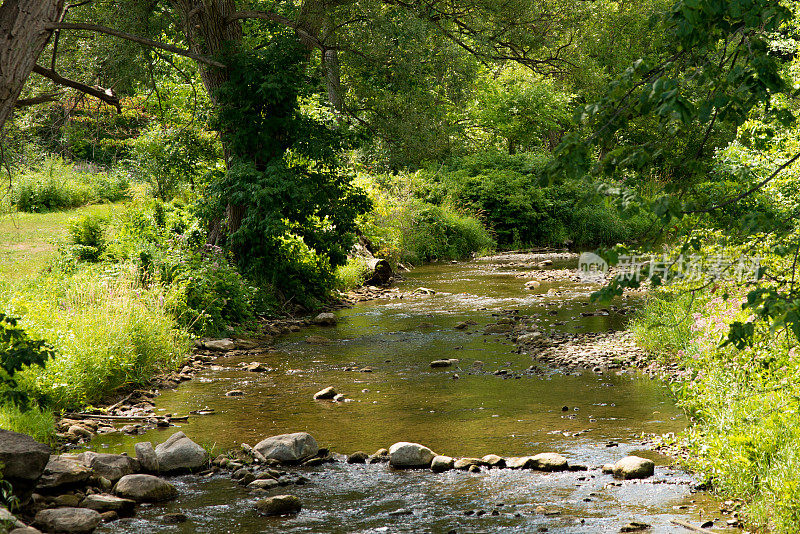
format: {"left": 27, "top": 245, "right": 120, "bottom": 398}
{"left": 12, "top": 158, "right": 129, "bottom": 212}
{"left": 357, "top": 175, "right": 495, "bottom": 266}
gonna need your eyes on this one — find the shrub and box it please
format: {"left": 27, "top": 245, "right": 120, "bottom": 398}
{"left": 12, "top": 157, "right": 128, "bottom": 212}
{"left": 68, "top": 215, "right": 108, "bottom": 262}
{"left": 335, "top": 257, "right": 371, "bottom": 291}
{"left": 6, "top": 267, "right": 192, "bottom": 410}
{"left": 0, "top": 404, "right": 55, "bottom": 445}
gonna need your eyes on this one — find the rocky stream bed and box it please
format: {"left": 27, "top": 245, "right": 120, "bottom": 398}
{"left": 0, "top": 253, "right": 742, "bottom": 533}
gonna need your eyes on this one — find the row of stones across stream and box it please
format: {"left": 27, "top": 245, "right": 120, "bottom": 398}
{"left": 1, "top": 428, "right": 663, "bottom": 534}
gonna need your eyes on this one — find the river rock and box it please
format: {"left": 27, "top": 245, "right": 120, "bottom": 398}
{"left": 612, "top": 456, "right": 655, "bottom": 480}
{"left": 531, "top": 453, "right": 569, "bottom": 472}
{"left": 388, "top": 442, "right": 435, "bottom": 468}
{"left": 431, "top": 455, "right": 454, "bottom": 473}
{"left": 481, "top": 454, "right": 505, "bottom": 468}
{"left": 248, "top": 478, "right": 279, "bottom": 490}
{"left": 602, "top": 463, "right": 614, "bottom": 474}
{"left": 134, "top": 442, "right": 158, "bottom": 473}
{"left": 484, "top": 323, "right": 513, "bottom": 334}
{"left": 10, "top": 528, "right": 42, "bottom": 534}
{"left": 80, "top": 494, "right": 136, "bottom": 517}
{"left": 254, "top": 433, "right": 319, "bottom": 463}
{"left": 37, "top": 456, "right": 92, "bottom": 491}
{"left": 313, "top": 313, "right": 337, "bottom": 326}
{"left": 154, "top": 432, "right": 208, "bottom": 473}
{"left": 0, "top": 429, "right": 51, "bottom": 502}
{"left": 525, "top": 280, "right": 541, "bottom": 289}
{"left": 161, "top": 513, "right": 188, "bottom": 524}
{"left": 246, "top": 362, "right": 270, "bottom": 372}
{"left": 453, "top": 458, "right": 483, "bottom": 470}
{"left": 305, "top": 336, "right": 330, "bottom": 344}
{"left": 34, "top": 508, "right": 101, "bottom": 534}
{"left": 430, "top": 359, "right": 457, "bottom": 368}
{"left": 113, "top": 474, "right": 177, "bottom": 502}
{"left": 203, "top": 339, "right": 235, "bottom": 351}
{"left": 620, "top": 521, "right": 652, "bottom": 532}
{"left": 254, "top": 495, "right": 302, "bottom": 516}
{"left": 313, "top": 387, "right": 337, "bottom": 400}
{"left": 454, "top": 322, "right": 468, "bottom": 330}
{"left": 74, "top": 452, "right": 138, "bottom": 482}
{"left": 347, "top": 452, "right": 369, "bottom": 464}
{"left": 505, "top": 457, "right": 534, "bottom": 469}
{"left": 0, "top": 505, "right": 25, "bottom": 530}
{"left": 52, "top": 494, "right": 81, "bottom": 507}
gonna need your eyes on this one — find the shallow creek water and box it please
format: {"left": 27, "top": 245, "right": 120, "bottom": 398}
{"left": 92, "top": 253, "right": 733, "bottom": 533}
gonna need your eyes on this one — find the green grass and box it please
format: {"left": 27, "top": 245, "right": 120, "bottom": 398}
{"left": 0, "top": 204, "right": 121, "bottom": 281}
{"left": 0, "top": 405, "right": 56, "bottom": 445}
{"left": 632, "top": 285, "right": 800, "bottom": 532}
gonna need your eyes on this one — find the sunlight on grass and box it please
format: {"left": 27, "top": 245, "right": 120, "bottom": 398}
{"left": 0, "top": 203, "right": 122, "bottom": 280}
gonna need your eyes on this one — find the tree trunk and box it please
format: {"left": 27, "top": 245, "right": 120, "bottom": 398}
{"left": 0, "top": 0, "right": 65, "bottom": 132}
{"left": 171, "top": 0, "right": 243, "bottom": 240}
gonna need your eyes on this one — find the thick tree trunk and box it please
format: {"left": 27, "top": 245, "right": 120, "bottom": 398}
{"left": 0, "top": 0, "right": 65, "bottom": 131}
{"left": 171, "top": 0, "right": 243, "bottom": 241}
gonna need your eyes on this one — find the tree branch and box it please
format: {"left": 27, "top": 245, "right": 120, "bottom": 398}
{"left": 226, "top": 11, "right": 325, "bottom": 50}
{"left": 44, "top": 22, "right": 227, "bottom": 68}
{"left": 32, "top": 65, "right": 121, "bottom": 112}
{"left": 14, "top": 92, "right": 63, "bottom": 108}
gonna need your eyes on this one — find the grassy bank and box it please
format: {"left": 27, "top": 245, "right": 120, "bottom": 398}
{"left": 631, "top": 284, "right": 800, "bottom": 532}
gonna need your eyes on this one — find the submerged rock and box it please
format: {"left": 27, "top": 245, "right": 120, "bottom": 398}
{"left": 254, "top": 495, "right": 302, "bottom": 516}
{"left": 613, "top": 456, "right": 655, "bottom": 480}
{"left": 388, "top": 442, "right": 435, "bottom": 468}
{"left": 484, "top": 323, "right": 513, "bottom": 334}
{"left": 313, "top": 387, "right": 337, "bottom": 400}
{"left": 113, "top": 474, "right": 177, "bottom": 502}
{"left": 305, "top": 336, "right": 330, "bottom": 344}
{"left": 347, "top": 452, "right": 369, "bottom": 464}
{"left": 254, "top": 433, "right": 319, "bottom": 463}
{"left": 34, "top": 507, "right": 101, "bottom": 534}
{"left": 154, "top": 432, "right": 208, "bottom": 473}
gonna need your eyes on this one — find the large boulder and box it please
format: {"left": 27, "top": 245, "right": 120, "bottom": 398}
{"left": 203, "top": 339, "right": 235, "bottom": 351}
{"left": 37, "top": 456, "right": 92, "bottom": 491}
{"left": 134, "top": 442, "right": 158, "bottom": 473}
{"left": 33, "top": 508, "right": 101, "bottom": 534}
{"left": 254, "top": 433, "right": 318, "bottom": 463}
{"left": 612, "top": 456, "right": 655, "bottom": 480}
{"left": 72, "top": 452, "right": 138, "bottom": 483}
{"left": 154, "top": 432, "right": 208, "bottom": 473}
{"left": 113, "top": 474, "right": 177, "bottom": 502}
{"left": 530, "top": 453, "right": 569, "bottom": 472}
{"left": 80, "top": 494, "right": 136, "bottom": 517}
{"left": 388, "top": 442, "right": 435, "bottom": 468}
{"left": 254, "top": 495, "right": 302, "bottom": 517}
{"left": 0, "top": 429, "right": 51, "bottom": 502}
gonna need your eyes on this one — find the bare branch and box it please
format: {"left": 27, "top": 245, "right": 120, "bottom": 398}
{"left": 44, "top": 22, "right": 227, "bottom": 68}
{"left": 14, "top": 92, "right": 63, "bottom": 108}
{"left": 32, "top": 65, "right": 121, "bottom": 112}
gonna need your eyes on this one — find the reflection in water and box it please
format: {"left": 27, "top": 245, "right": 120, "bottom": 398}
{"left": 94, "top": 255, "right": 733, "bottom": 533}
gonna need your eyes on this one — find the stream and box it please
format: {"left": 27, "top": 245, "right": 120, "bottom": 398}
{"left": 90, "top": 253, "right": 733, "bottom": 533}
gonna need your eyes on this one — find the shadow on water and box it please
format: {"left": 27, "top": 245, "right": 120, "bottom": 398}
{"left": 93, "top": 253, "right": 735, "bottom": 533}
